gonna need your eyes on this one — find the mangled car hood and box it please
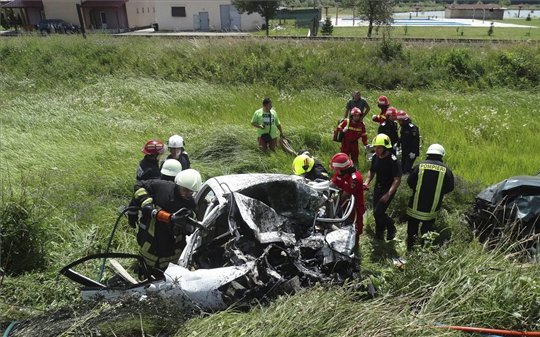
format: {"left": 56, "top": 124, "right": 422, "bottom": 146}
{"left": 476, "top": 175, "right": 540, "bottom": 221}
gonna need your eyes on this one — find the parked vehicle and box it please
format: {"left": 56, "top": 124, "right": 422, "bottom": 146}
{"left": 469, "top": 174, "right": 540, "bottom": 245}
{"left": 36, "top": 19, "right": 80, "bottom": 34}
{"left": 61, "top": 174, "right": 360, "bottom": 311}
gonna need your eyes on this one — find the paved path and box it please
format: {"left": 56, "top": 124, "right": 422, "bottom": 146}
{"left": 116, "top": 28, "right": 250, "bottom": 37}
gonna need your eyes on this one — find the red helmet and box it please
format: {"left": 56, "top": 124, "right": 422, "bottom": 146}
{"left": 350, "top": 107, "right": 362, "bottom": 116}
{"left": 385, "top": 107, "right": 398, "bottom": 119}
{"left": 142, "top": 140, "right": 165, "bottom": 155}
{"left": 330, "top": 153, "right": 353, "bottom": 171}
{"left": 377, "top": 95, "right": 389, "bottom": 107}
{"left": 396, "top": 110, "right": 410, "bottom": 121}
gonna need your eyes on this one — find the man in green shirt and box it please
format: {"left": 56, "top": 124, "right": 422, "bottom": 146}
{"left": 251, "top": 97, "right": 284, "bottom": 151}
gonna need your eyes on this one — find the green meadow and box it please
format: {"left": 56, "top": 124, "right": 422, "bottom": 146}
{"left": 1, "top": 36, "right": 540, "bottom": 336}
{"left": 256, "top": 17, "right": 540, "bottom": 40}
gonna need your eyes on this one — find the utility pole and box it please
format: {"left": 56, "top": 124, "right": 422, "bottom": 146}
{"left": 76, "top": 3, "right": 86, "bottom": 38}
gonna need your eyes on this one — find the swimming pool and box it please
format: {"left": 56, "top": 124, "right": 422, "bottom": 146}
{"left": 392, "top": 19, "right": 468, "bottom": 26}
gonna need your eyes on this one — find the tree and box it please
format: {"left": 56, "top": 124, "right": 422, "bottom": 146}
{"left": 232, "top": 0, "right": 280, "bottom": 36}
{"left": 498, "top": 0, "right": 510, "bottom": 8}
{"left": 356, "top": 0, "right": 394, "bottom": 38}
{"left": 321, "top": 16, "right": 333, "bottom": 35}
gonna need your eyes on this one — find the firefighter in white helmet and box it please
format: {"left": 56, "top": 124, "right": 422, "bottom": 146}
{"left": 166, "top": 134, "right": 191, "bottom": 170}
{"left": 130, "top": 169, "right": 202, "bottom": 272}
{"left": 406, "top": 144, "right": 454, "bottom": 251}
{"left": 160, "top": 159, "right": 183, "bottom": 181}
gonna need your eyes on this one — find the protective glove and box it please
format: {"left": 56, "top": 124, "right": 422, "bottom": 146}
{"left": 409, "top": 152, "right": 416, "bottom": 160}
{"left": 141, "top": 203, "right": 155, "bottom": 227}
{"left": 396, "top": 147, "right": 402, "bottom": 156}
{"left": 363, "top": 182, "right": 370, "bottom": 191}
{"left": 126, "top": 208, "right": 139, "bottom": 228}
{"left": 343, "top": 127, "right": 349, "bottom": 132}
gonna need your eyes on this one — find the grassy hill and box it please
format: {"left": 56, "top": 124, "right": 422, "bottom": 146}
{"left": 1, "top": 35, "right": 540, "bottom": 336}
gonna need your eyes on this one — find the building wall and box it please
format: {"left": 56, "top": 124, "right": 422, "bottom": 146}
{"left": 155, "top": 0, "right": 262, "bottom": 31}
{"left": 42, "top": 0, "right": 79, "bottom": 24}
{"left": 83, "top": 7, "right": 128, "bottom": 30}
{"left": 41, "top": 0, "right": 154, "bottom": 30}
{"left": 445, "top": 8, "right": 504, "bottom": 20}
{"left": 26, "top": 8, "right": 43, "bottom": 25}
{"left": 125, "top": 0, "right": 155, "bottom": 28}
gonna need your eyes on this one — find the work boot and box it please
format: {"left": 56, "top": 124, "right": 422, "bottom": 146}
{"left": 386, "top": 221, "right": 397, "bottom": 241}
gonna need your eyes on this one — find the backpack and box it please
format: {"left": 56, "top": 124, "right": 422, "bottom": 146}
{"left": 332, "top": 118, "right": 349, "bottom": 142}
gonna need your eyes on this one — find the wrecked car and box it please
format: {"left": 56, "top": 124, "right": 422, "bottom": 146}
{"left": 469, "top": 175, "right": 540, "bottom": 244}
{"left": 61, "top": 174, "right": 360, "bottom": 311}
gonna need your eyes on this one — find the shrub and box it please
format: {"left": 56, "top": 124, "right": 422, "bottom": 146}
{"left": 377, "top": 37, "right": 404, "bottom": 62}
{"left": 443, "top": 48, "right": 484, "bottom": 83}
{"left": 321, "top": 17, "right": 333, "bottom": 36}
{"left": 1, "top": 182, "right": 48, "bottom": 275}
{"left": 492, "top": 50, "right": 540, "bottom": 88}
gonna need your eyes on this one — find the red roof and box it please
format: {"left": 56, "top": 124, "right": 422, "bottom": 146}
{"left": 81, "top": 0, "right": 127, "bottom": 8}
{"left": 1, "top": 0, "right": 42, "bottom": 8}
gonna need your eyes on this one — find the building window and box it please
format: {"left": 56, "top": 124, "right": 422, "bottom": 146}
{"left": 153, "top": 7, "right": 155, "bottom": 13}
{"left": 142, "top": 7, "right": 145, "bottom": 13}
{"left": 171, "top": 7, "right": 186, "bottom": 17}
{"left": 147, "top": 8, "right": 149, "bottom": 13}
{"left": 136, "top": 8, "right": 139, "bottom": 14}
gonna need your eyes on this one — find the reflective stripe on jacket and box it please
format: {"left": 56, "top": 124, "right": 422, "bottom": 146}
{"left": 131, "top": 179, "right": 196, "bottom": 269}
{"left": 406, "top": 159, "right": 454, "bottom": 221}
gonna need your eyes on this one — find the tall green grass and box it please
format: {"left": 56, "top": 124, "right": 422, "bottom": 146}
{"left": 1, "top": 36, "right": 540, "bottom": 335}
{"left": 1, "top": 36, "right": 539, "bottom": 92}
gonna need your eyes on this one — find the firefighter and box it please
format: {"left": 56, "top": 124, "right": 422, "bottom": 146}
{"left": 372, "top": 106, "right": 399, "bottom": 149}
{"left": 363, "top": 134, "right": 402, "bottom": 241}
{"left": 376, "top": 95, "right": 390, "bottom": 115}
{"left": 344, "top": 90, "right": 370, "bottom": 119}
{"left": 397, "top": 110, "right": 420, "bottom": 174}
{"left": 337, "top": 107, "right": 368, "bottom": 166}
{"left": 166, "top": 134, "right": 190, "bottom": 170}
{"left": 406, "top": 144, "right": 454, "bottom": 251}
{"left": 136, "top": 140, "right": 165, "bottom": 181}
{"left": 329, "top": 152, "right": 365, "bottom": 251}
{"left": 292, "top": 152, "right": 329, "bottom": 181}
{"left": 130, "top": 169, "right": 202, "bottom": 272}
{"left": 160, "top": 159, "right": 183, "bottom": 182}
{"left": 251, "top": 97, "right": 284, "bottom": 152}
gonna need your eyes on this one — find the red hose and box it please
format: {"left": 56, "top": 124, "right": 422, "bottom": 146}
{"left": 433, "top": 325, "right": 540, "bottom": 336}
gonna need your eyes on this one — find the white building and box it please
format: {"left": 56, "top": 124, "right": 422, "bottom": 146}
{"left": 1, "top": 0, "right": 263, "bottom": 32}
{"left": 154, "top": 0, "right": 262, "bottom": 31}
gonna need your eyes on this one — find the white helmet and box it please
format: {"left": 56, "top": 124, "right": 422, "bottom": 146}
{"left": 168, "top": 135, "right": 184, "bottom": 149}
{"left": 161, "top": 159, "right": 182, "bottom": 177}
{"left": 426, "top": 144, "right": 445, "bottom": 157}
{"left": 175, "top": 169, "right": 202, "bottom": 192}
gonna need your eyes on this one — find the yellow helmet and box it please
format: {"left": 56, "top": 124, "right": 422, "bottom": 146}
{"left": 292, "top": 154, "right": 315, "bottom": 175}
{"left": 372, "top": 133, "right": 393, "bottom": 149}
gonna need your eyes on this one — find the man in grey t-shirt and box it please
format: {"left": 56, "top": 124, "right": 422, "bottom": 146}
{"left": 344, "top": 90, "right": 370, "bottom": 119}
